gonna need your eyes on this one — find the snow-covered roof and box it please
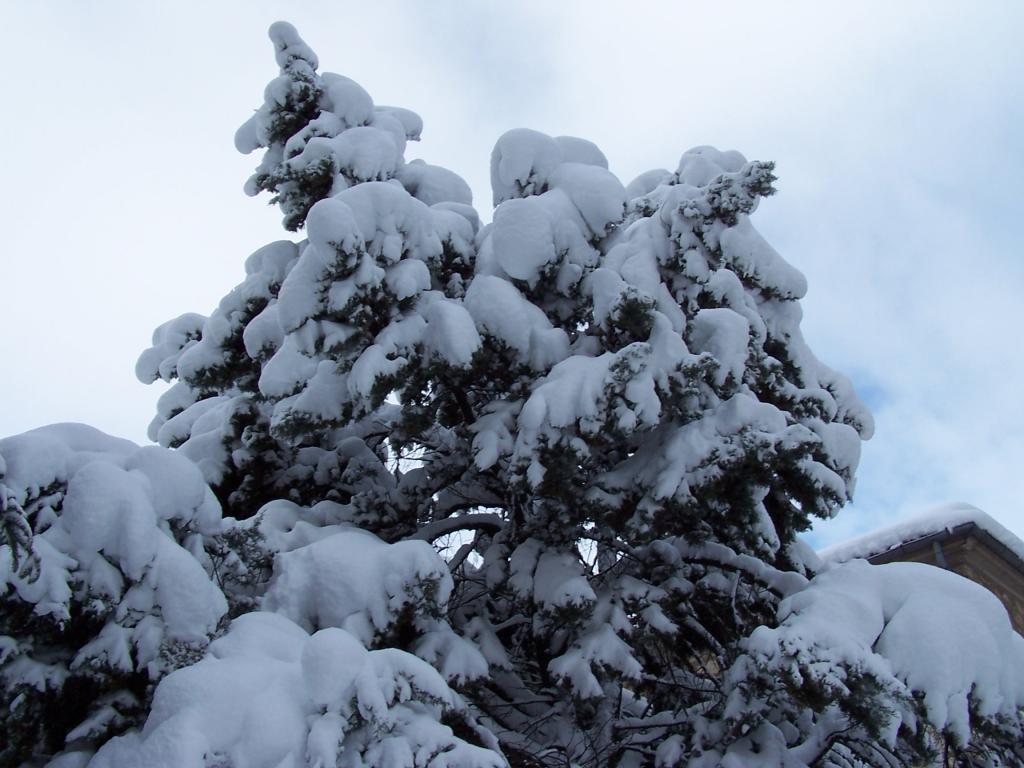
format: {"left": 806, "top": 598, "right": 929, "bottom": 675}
{"left": 820, "top": 503, "right": 1024, "bottom": 567}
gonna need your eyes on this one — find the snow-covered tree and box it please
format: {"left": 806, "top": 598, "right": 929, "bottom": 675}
{"left": 137, "top": 21, "right": 472, "bottom": 522}
{"left": 0, "top": 425, "right": 226, "bottom": 765}
{"left": 23, "top": 19, "right": 1023, "bottom": 768}
{"left": 400, "top": 131, "right": 885, "bottom": 766}
{"left": 701, "top": 557, "right": 1024, "bottom": 767}
{"left": 88, "top": 508, "right": 506, "bottom": 768}
{"left": 89, "top": 613, "right": 505, "bottom": 768}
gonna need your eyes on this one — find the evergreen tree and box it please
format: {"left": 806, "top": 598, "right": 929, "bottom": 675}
{"left": 138, "top": 21, "right": 472, "bottom": 522}
{"left": 392, "top": 129, "right": 882, "bottom": 766}
{"left": 0, "top": 425, "right": 226, "bottom": 765}
{"left": 111, "top": 21, "right": 1024, "bottom": 768}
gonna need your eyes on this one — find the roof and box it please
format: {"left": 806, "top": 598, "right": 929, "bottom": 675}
{"left": 820, "top": 502, "right": 1024, "bottom": 568}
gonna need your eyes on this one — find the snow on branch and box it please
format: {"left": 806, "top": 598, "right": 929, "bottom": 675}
{"left": 412, "top": 513, "right": 505, "bottom": 543}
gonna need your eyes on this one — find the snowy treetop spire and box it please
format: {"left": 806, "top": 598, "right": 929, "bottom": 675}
{"left": 268, "top": 20, "right": 319, "bottom": 70}
{"left": 234, "top": 21, "right": 440, "bottom": 232}
{"left": 136, "top": 23, "right": 477, "bottom": 522}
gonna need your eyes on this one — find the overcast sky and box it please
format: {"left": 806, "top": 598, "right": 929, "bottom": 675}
{"left": 2, "top": 2, "right": 1022, "bottom": 548}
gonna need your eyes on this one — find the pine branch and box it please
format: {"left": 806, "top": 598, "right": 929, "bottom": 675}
{"left": 1, "top": 490, "right": 38, "bottom": 582}
{"left": 411, "top": 513, "right": 504, "bottom": 542}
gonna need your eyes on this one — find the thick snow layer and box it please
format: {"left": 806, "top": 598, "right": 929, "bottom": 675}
{"left": 491, "top": 197, "right": 558, "bottom": 283}
{"left": 136, "top": 313, "right": 206, "bottom": 384}
{"left": 89, "top": 612, "right": 505, "bottom": 768}
{"left": 235, "top": 23, "right": 320, "bottom": 156}
{"left": 464, "top": 275, "right": 569, "bottom": 368}
{"left": 549, "top": 624, "right": 642, "bottom": 699}
{"left": 675, "top": 146, "right": 746, "bottom": 186}
{"left": 226, "top": 499, "right": 492, "bottom": 688}
{"left": 301, "top": 127, "right": 401, "bottom": 184}
{"left": 553, "top": 135, "right": 608, "bottom": 169}
{"left": 0, "top": 424, "right": 227, "bottom": 764}
{"left": 742, "top": 559, "right": 1024, "bottom": 748}
{"left": 262, "top": 525, "right": 453, "bottom": 643}
{"left": 374, "top": 105, "right": 423, "bottom": 141}
{"left": 490, "top": 128, "right": 621, "bottom": 214}
{"left": 386, "top": 258, "right": 432, "bottom": 301}
{"left": 490, "top": 128, "right": 563, "bottom": 205}
{"left": 137, "top": 238, "right": 301, "bottom": 464}
{"left": 0, "top": 424, "right": 226, "bottom": 641}
{"left": 234, "top": 18, "right": 475, "bottom": 250}
{"left": 236, "top": 498, "right": 353, "bottom": 553}
{"left": 547, "top": 162, "right": 626, "bottom": 237}
{"left": 259, "top": 334, "right": 319, "bottom": 398}
{"left": 820, "top": 502, "right": 1024, "bottom": 565}
{"left": 634, "top": 397, "right": 783, "bottom": 499}
{"left": 155, "top": 395, "right": 234, "bottom": 484}
{"left": 337, "top": 179, "right": 439, "bottom": 261}
{"left": 259, "top": 177, "right": 465, "bottom": 427}
{"left": 688, "top": 308, "right": 750, "bottom": 386}
{"left": 268, "top": 21, "right": 319, "bottom": 72}
{"left": 398, "top": 159, "right": 473, "bottom": 206}
{"left": 421, "top": 297, "right": 481, "bottom": 367}
{"left": 508, "top": 538, "right": 596, "bottom": 614}
{"left": 273, "top": 183, "right": 440, "bottom": 335}
{"left": 719, "top": 216, "right": 808, "bottom": 299}
{"left": 625, "top": 168, "right": 673, "bottom": 199}
{"left": 319, "top": 73, "right": 375, "bottom": 129}
{"left": 182, "top": 240, "right": 296, "bottom": 366}
{"left": 512, "top": 313, "right": 689, "bottom": 486}
{"left": 483, "top": 129, "right": 622, "bottom": 293}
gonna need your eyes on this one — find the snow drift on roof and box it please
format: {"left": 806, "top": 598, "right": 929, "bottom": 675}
{"left": 820, "top": 502, "right": 1024, "bottom": 565}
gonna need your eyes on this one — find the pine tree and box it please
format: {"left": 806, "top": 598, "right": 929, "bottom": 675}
{"left": 138, "top": 21, "right": 472, "bottom": 522}
{"left": 0, "top": 425, "right": 226, "bottom": 765}
{"left": 117, "top": 22, "right": 1024, "bottom": 768}
{"left": 392, "top": 130, "right": 880, "bottom": 766}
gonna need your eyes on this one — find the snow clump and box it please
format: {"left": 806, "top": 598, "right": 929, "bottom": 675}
{"left": 0, "top": 424, "right": 226, "bottom": 763}
{"left": 89, "top": 612, "right": 505, "bottom": 768}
